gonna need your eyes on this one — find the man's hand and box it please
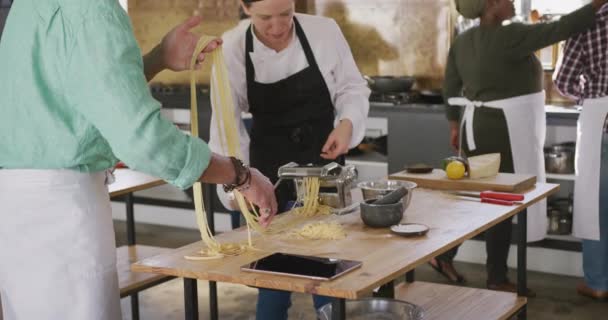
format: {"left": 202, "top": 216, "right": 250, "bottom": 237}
{"left": 240, "top": 168, "right": 278, "bottom": 227}
{"left": 321, "top": 119, "right": 353, "bottom": 160}
{"left": 143, "top": 15, "right": 222, "bottom": 81}
{"left": 159, "top": 15, "right": 222, "bottom": 72}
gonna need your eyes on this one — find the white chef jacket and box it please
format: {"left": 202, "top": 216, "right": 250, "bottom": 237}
{"left": 209, "top": 13, "right": 370, "bottom": 164}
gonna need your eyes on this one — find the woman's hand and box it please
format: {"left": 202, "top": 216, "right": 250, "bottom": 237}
{"left": 239, "top": 168, "right": 278, "bottom": 227}
{"left": 321, "top": 119, "right": 353, "bottom": 160}
{"left": 449, "top": 121, "right": 460, "bottom": 153}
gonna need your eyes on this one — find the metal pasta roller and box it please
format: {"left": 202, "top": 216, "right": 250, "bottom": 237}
{"left": 276, "top": 162, "right": 358, "bottom": 213}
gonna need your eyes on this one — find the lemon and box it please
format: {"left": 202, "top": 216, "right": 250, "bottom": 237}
{"left": 446, "top": 161, "right": 466, "bottom": 180}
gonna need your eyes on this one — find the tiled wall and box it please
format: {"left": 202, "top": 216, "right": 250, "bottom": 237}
{"left": 130, "top": 0, "right": 453, "bottom": 88}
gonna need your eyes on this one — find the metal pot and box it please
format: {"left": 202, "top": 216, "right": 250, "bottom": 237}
{"left": 544, "top": 145, "right": 575, "bottom": 174}
{"left": 318, "top": 298, "right": 424, "bottom": 320}
{"left": 547, "top": 197, "right": 573, "bottom": 235}
{"left": 364, "top": 75, "right": 415, "bottom": 93}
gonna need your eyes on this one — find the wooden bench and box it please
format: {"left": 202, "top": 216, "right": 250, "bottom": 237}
{"left": 117, "top": 244, "right": 175, "bottom": 320}
{"left": 395, "top": 281, "right": 526, "bottom": 320}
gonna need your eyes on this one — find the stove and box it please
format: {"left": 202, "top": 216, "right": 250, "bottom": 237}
{"left": 369, "top": 91, "right": 421, "bottom": 106}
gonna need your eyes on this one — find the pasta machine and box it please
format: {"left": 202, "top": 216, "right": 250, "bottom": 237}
{"left": 276, "top": 162, "right": 358, "bottom": 213}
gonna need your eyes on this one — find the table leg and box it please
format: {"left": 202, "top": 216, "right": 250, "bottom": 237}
{"left": 406, "top": 270, "right": 415, "bottom": 283}
{"left": 203, "top": 184, "right": 219, "bottom": 320}
{"left": 204, "top": 184, "right": 215, "bottom": 235}
{"left": 184, "top": 278, "right": 198, "bottom": 320}
{"left": 331, "top": 298, "right": 346, "bottom": 320}
{"left": 373, "top": 280, "right": 395, "bottom": 298}
{"left": 209, "top": 281, "right": 218, "bottom": 320}
{"left": 126, "top": 192, "right": 136, "bottom": 246}
{"left": 517, "top": 210, "right": 527, "bottom": 320}
{"left": 130, "top": 293, "right": 140, "bottom": 320}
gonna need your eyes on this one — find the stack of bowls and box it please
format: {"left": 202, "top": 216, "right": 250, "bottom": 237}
{"left": 357, "top": 180, "right": 417, "bottom": 228}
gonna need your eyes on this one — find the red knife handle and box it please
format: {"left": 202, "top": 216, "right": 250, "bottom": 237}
{"left": 481, "top": 191, "right": 524, "bottom": 201}
{"left": 481, "top": 198, "right": 515, "bottom": 206}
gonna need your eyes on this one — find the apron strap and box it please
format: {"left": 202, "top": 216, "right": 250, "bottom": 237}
{"left": 448, "top": 97, "right": 485, "bottom": 152}
{"left": 245, "top": 17, "right": 315, "bottom": 84}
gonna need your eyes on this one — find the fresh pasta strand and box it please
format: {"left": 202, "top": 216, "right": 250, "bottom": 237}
{"left": 185, "top": 36, "right": 345, "bottom": 260}
{"left": 185, "top": 36, "right": 251, "bottom": 260}
{"left": 290, "top": 222, "right": 347, "bottom": 240}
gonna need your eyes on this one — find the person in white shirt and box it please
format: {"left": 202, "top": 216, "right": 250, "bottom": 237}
{"left": 209, "top": 0, "right": 369, "bottom": 318}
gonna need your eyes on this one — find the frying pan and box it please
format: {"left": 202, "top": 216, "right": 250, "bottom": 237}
{"left": 364, "top": 75, "right": 415, "bottom": 93}
{"left": 419, "top": 89, "right": 444, "bottom": 104}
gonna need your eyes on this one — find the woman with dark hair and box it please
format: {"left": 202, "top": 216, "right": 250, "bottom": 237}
{"left": 209, "top": 0, "right": 369, "bottom": 318}
{"left": 436, "top": 0, "right": 608, "bottom": 295}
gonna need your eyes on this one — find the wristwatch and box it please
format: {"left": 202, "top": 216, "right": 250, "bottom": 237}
{"left": 223, "top": 157, "right": 251, "bottom": 193}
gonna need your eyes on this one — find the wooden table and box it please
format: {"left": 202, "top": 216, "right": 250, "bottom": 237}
{"left": 133, "top": 183, "right": 558, "bottom": 320}
{"left": 109, "top": 168, "right": 166, "bottom": 244}
{"left": 108, "top": 168, "right": 166, "bottom": 320}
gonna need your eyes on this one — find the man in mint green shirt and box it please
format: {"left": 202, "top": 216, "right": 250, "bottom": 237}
{"left": 0, "top": 1, "right": 277, "bottom": 319}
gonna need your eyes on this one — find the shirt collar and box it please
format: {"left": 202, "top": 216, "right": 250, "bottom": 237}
{"left": 250, "top": 20, "right": 297, "bottom": 54}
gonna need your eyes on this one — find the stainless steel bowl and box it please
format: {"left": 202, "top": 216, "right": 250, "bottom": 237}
{"left": 318, "top": 298, "right": 424, "bottom": 320}
{"left": 358, "top": 180, "right": 417, "bottom": 209}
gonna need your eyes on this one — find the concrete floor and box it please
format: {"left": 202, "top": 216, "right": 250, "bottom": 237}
{"left": 115, "top": 221, "right": 608, "bottom": 320}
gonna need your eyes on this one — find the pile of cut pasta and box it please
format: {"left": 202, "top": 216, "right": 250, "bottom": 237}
{"left": 185, "top": 36, "right": 345, "bottom": 261}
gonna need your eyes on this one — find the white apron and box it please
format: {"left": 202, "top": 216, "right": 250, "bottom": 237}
{"left": 0, "top": 169, "right": 121, "bottom": 320}
{"left": 448, "top": 91, "right": 548, "bottom": 242}
{"left": 573, "top": 97, "right": 608, "bottom": 240}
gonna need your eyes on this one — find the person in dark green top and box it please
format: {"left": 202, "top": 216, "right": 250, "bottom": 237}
{"left": 430, "top": 0, "right": 608, "bottom": 295}
{"left": 0, "top": 1, "right": 277, "bottom": 319}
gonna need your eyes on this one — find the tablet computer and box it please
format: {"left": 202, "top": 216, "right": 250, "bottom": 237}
{"left": 241, "top": 252, "right": 362, "bottom": 281}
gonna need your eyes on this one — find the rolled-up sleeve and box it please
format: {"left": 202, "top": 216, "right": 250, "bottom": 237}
{"left": 330, "top": 20, "right": 370, "bottom": 148}
{"left": 65, "top": 7, "right": 210, "bottom": 189}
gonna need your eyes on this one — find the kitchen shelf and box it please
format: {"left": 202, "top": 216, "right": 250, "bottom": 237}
{"left": 546, "top": 173, "right": 575, "bottom": 181}
{"left": 545, "top": 104, "right": 580, "bottom": 114}
{"left": 396, "top": 281, "right": 526, "bottom": 320}
{"left": 546, "top": 234, "right": 580, "bottom": 243}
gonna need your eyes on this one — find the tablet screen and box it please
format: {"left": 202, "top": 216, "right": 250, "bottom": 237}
{"left": 241, "top": 253, "right": 362, "bottom": 281}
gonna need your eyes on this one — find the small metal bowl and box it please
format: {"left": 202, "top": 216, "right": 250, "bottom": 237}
{"left": 360, "top": 199, "right": 404, "bottom": 228}
{"left": 317, "top": 298, "right": 424, "bottom": 320}
{"left": 358, "top": 180, "right": 417, "bottom": 209}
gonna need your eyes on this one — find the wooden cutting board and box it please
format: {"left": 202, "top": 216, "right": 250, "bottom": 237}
{"left": 389, "top": 169, "right": 537, "bottom": 193}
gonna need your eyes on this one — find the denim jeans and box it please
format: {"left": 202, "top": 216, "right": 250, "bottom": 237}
{"left": 256, "top": 288, "right": 334, "bottom": 320}
{"left": 582, "top": 123, "right": 608, "bottom": 291}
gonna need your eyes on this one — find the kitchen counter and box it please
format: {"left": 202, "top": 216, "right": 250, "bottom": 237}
{"left": 370, "top": 102, "right": 580, "bottom": 117}
{"left": 368, "top": 102, "right": 579, "bottom": 174}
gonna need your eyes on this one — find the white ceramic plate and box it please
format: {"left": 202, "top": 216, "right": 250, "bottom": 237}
{"left": 390, "top": 223, "right": 430, "bottom": 237}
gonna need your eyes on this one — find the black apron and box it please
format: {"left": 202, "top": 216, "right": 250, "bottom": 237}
{"left": 246, "top": 17, "right": 343, "bottom": 211}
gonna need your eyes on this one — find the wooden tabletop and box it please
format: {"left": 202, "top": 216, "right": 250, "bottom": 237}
{"left": 108, "top": 169, "right": 165, "bottom": 198}
{"left": 132, "top": 183, "right": 558, "bottom": 299}
{"left": 390, "top": 169, "right": 537, "bottom": 193}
